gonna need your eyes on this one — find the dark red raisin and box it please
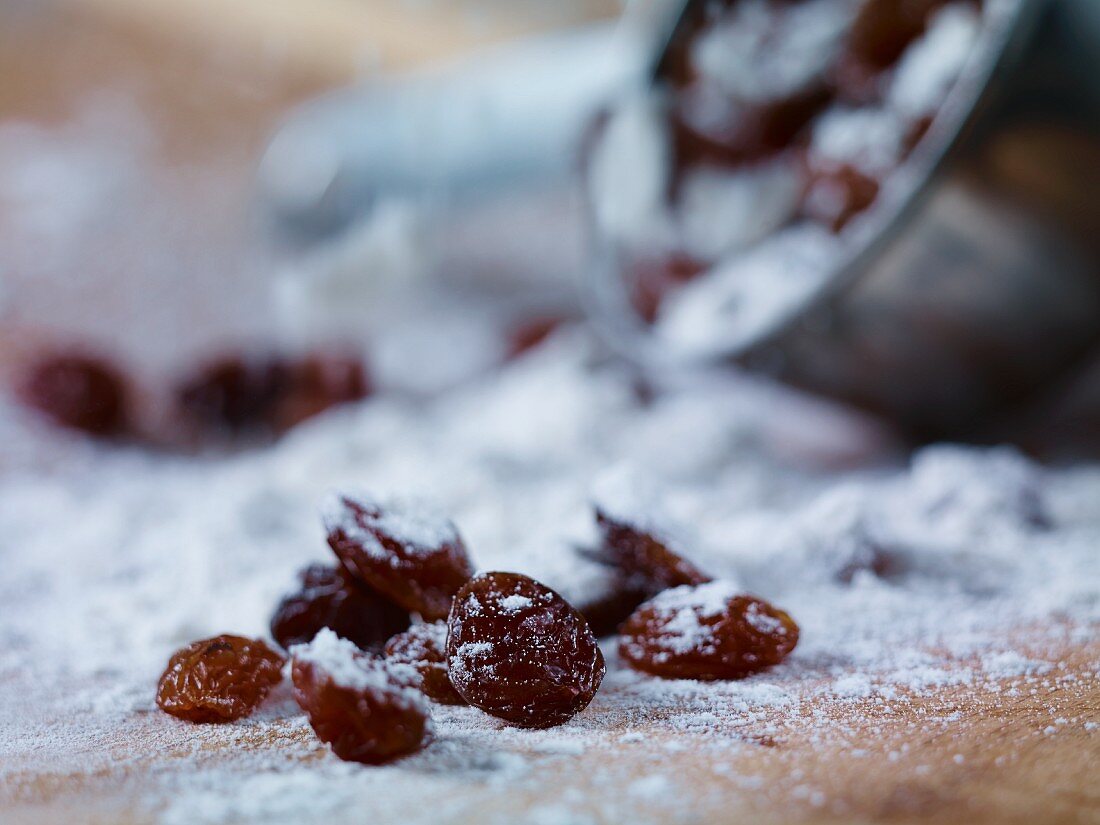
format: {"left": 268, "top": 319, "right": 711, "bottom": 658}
{"left": 671, "top": 86, "right": 830, "bottom": 170}
{"left": 801, "top": 162, "right": 881, "bottom": 232}
{"left": 325, "top": 494, "right": 474, "bottom": 622}
{"left": 446, "top": 572, "right": 605, "bottom": 728}
{"left": 619, "top": 582, "right": 799, "bottom": 680}
{"left": 21, "top": 353, "right": 129, "bottom": 436}
{"left": 291, "top": 629, "right": 432, "bottom": 764}
{"left": 156, "top": 635, "right": 285, "bottom": 723}
{"left": 268, "top": 352, "right": 370, "bottom": 434}
{"left": 384, "top": 622, "right": 465, "bottom": 705}
{"left": 176, "top": 351, "right": 370, "bottom": 439}
{"left": 176, "top": 355, "right": 282, "bottom": 436}
{"left": 595, "top": 507, "right": 712, "bottom": 590}
{"left": 270, "top": 564, "right": 410, "bottom": 652}
{"left": 842, "top": 0, "right": 952, "bottom": 77}
{"left": 575, "top": 576, "right": 656, "bottom": 638}
{"left": 506, "top": 317, "right": 565, "bottom": 360}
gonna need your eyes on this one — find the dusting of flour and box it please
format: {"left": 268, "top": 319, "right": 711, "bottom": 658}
{"left": 0, "top": 329, "right": 1097, "bottom": 823}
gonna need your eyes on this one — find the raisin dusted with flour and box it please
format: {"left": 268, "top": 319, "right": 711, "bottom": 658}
{"left": 325, "top": 494, "right": 473, "bottom": 621}
{"left": 21, "top": 353, "right": 129, "bottom": 436}
{"left": 446, "top": 572, "right": 605, "bottom": 728}
{"left": 156, "top": 635, "right": 285, "bottom": 723}
{"left": 291, "top": 629, "right": 432, "bottom": 764}
{"left": 595, "top": 507, "right": 711, "bottom": 591}
{"left": 620, "top": 582, "right": 798, "bottom": 680}
{"left": 384, "top": 622, "right": 465, "bottom": 705}
{"left": 270, "top": 564, "right": 410, "bottom": 652}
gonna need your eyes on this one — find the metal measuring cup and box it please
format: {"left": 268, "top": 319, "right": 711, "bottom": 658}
{"left": 589, "top": 0, "right": 1100, "bottom": 444}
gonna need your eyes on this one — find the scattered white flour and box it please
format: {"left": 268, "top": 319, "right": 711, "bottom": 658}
{"left": 0, "top": 327, "right": 1096, "bottom": 825}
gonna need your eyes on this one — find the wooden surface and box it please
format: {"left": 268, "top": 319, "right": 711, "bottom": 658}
{"left": 2, "top": 637, "right": 1097, "bottom": 824}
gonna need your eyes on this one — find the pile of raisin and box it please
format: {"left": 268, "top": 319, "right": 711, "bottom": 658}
{"left": 156, "top": 635, "right": 285, "bottom": 723}
{"left": 325, "top": 494, "right": 473, "bottom": 621}
{"left": 384, "top": 622, "right": 465, "bottom": 705}
{"left": 20, "top": 353, "right": 130, "bottom": 437}
{"left": 619, "top": 582, "right": 799, "bottom": 680}
{"left": 292, "top": 630, "right": 432, "bottom": 764}
{"left": 446, "top": 572, "right": 605, "bottom": 728}
{"left": 155, "top": 490, "right": 803, "bottom": 765}
{"left": 270, "top": 564, "right": 411, "bottom": 651}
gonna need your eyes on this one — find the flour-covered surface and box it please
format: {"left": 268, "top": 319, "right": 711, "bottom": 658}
{"left": 1, "top": 3, "right": 1099, "bottom": 822}
{"left": 0, "top": 331, "right": 1098, "bottom": 824}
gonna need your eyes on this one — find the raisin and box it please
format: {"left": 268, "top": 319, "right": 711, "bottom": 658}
{"left": 268, "top": 352, "right": 371, "bottom": 434}
{"left": 506, "top": 317, "right": 565, "bottom": 360}
{"left": 156, "top": 635, "right": 285, "bottom": 723}
{"left": 176, "top": 355, "right": 282, "bottom": 436}
{"left": 446, "top": 572, "right": 605, "bottom": 728}
{"left": 384, "top": 622, "right": 465, "bottom": 705}
{"left": 575, "top": 576, "right": 656, "bottom": 638}
{"left": 325, "top": 494, "right": 473, "bottom": 622}
{"left": 671, "top": 86, "right": 830, "bottom": 170}
{"left": 842, "top": 0, "right": 952, "bottom": 76}
{"left": 619, "top": 582, "right": 799, "bottom": 680}
{"left": 801, "top": 162, "right": 881, "bottom": 232}
{"left": 291, "top": 629, "right": 432, "bottom": 764}
{"left": 21, "top": 353, "right": 129, "bottom": 436}
{"left": 176, "top": 351, "right": 370, "bottom": 439}
{"left": 595, "top": 507, "right": 712, "bottom": 590}
{"left": 270, "top": 564, "right": 410, "bottom": 652}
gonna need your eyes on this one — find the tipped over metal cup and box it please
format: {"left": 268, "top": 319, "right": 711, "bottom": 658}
{"left": 588, "top": 0, "right": 1100, "bottom": 443}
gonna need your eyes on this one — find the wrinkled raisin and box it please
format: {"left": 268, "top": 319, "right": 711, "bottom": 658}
{"left": 447, "top": 572, "right": 605, "bottom": 728}
{"left": 270, "top": 564, "right": 410, "bottom": 652}
{"left": 21, "top": 353, "right": 129, "bottom": 436}
{"left": 384, "top": 622, "right": 465, "bottom": 705}
{"left": 595, "top": 507, "right": 712, "bottom": 590}
{"left": 291, "top": 629, "right": 432, "bottom": 764}
{"left": 325, "top": 494, "right": 473, "bottom": 621}
{"left": 156, "top": 635, "right": 285, "bottom": 723}
{"left": 620, "top": 582, "right": 798, "bottom": 680}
